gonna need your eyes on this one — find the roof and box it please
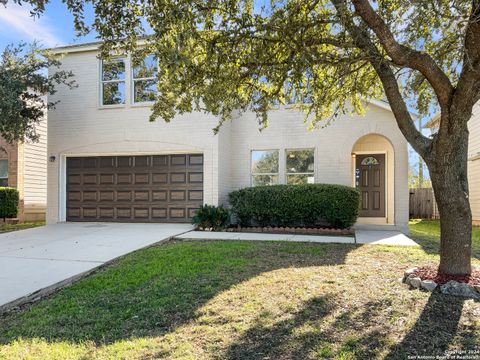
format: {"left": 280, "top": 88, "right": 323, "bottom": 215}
{"left": 49, "top": 40, "right": 103, "bottom": 54}
{"left": 424, "top": 112, "right": 440, "bottom": 129}
{"left": 49, "top": 37, "right": 152, "bottom": 54}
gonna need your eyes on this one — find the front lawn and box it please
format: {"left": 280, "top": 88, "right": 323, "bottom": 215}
{"left": 0, "top": 239, "right": 479, "bottom": 359}
{"left": 409, "top": 219, "right": 480, "bottom": 259}
{"left": 0, "top": 221, "right": 45, "bottom": 234}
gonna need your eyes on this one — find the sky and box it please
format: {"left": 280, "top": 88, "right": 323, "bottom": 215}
{"left": 0, "top": 0, "right": 431, "bottom": 180}
{"left": 0, "top": 1, "right": 96, "bottom": 49}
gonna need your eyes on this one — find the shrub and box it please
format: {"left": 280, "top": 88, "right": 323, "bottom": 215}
{"left": 192, "top": 204, "right": 230, "bottom": 231}
{"left": 0, "top": 187, "right": 19, "bottom": 219}
{"left": 228, "top": 184, "right": 360, "bottom": 229}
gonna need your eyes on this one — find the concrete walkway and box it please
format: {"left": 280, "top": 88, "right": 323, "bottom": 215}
{"left": 177, "top": 229, "right": 419, "bottom": 246}
{"left": 355, "top": 230, "right": 419, "bottom": 246}
{"left": 0, "top": 222, "right": 192, "bottom": 310}
{"left": 177, "top": 231, "right": 354, "bottom": 243}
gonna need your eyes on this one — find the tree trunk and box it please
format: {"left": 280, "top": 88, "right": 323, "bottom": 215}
{"left": 428, "top": 121, "right": 472, "bottom": 275}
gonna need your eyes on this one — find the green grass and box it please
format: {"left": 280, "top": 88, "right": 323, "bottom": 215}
{"left": 0, "top": 239, "right": 479, "bottom": 359}
{"left": 409, "top": 219, "right": 480, "bottom": 258}
{"left": 0, "top": 221, "right": 45, "bottom": 234}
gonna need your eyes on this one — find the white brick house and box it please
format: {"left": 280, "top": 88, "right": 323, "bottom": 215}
{"left": 47, "top": 42, "right": 409, "bottom": 232}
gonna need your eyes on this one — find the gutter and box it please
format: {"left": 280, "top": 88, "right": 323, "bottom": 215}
{"left": 469, "top": 153, "right": 480, "bottom": 161}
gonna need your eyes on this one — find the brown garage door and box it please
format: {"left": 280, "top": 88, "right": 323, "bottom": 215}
{"left": 66, "top": 154, "right": 203, "bottom": 222}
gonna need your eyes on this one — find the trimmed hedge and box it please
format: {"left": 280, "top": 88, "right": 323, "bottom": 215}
{"left": 228, "top": 184, "right": 360, "bottom": 229}
{"left": 0, "top": 187, "right": 19, "bottom": 219}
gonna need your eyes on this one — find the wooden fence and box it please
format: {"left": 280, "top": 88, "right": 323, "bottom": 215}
{"left": 409, "top": 188, "right": 440, "bottom": 219}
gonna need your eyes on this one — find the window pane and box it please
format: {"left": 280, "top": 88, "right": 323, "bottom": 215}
{"left": 252, "top": 175, "right": 278, "bottom": 186}
{"left": 0, "top": 160, "right": 8, "bottom": 179}
{"left": 102, "top": 59, "right": 125, "bottom": 81}
{"left": 103, "top": 82, "right": 125, "bottom": 105}
{"left": 361, "top": 156, "right": 379, "bottom": 166}
{"left": 134, "top": 79, "right": 157, "bottom": 103}
{"left": 251, "top": 150, "right": 279, "bottom": 174}
{"left": 133, "top": 55, "right": 157, "bottom": 79}
{"left": 0, "top": 179, "right": 7, "bottom": 186}
{"left": 287, "top": 174, "right": 314, "bottom": 185}
{"left": 286, "top": 149, "right": 314, "bottom": 173}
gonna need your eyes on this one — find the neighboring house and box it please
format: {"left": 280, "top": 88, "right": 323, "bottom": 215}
{"left": 0, "top": 118, "right": 47, "bottom": 222}
{"left": 426, "top": 102, "right": 480, "bottom": 225}
{"left": 47, "top": 42, "right": 409, "bottom": 232}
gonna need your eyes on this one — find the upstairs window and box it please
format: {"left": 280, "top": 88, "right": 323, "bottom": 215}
{"left": 0, "top": 160, "right": 8, "bottom": 186}
{"left": 101, "top": 58, "right": 126, "bottom": 105}
{"left": 132, "top": 54, "right": 158, "bottom": 103}
{"left": 286, "top": 149, "right": 315, "bottom": 184}
{"left": 251, "top": 150, "right": 279, "bottom": 186}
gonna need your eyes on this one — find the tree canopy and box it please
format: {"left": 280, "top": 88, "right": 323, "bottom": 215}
{"left": 0, "top": 43, "right": 75, "bottom": 143}
{"left": 10, "top": 1, "right": 478, "bottom": 138}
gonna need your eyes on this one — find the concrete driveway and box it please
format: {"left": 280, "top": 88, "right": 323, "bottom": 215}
{"left": 0, "top": 222, "right": 192, "bottom": 310}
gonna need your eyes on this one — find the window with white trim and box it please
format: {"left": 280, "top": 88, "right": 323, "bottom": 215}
{"left": 0, "top": 160, "right": 8, "bottom": 186}
{"left": 251, "top": 150, "right": 279, "bottom": 186}
{"left": 101, "top": 57, "right": 126, "bottom": 105}
{"left": 132, "top": 54, "right": 158, "bottom": 103}
{"left": 286, "top": 149, "right": 314, "bottom": 184}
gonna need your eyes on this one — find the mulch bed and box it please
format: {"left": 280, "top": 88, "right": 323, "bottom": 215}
{"left": 226, "top": 226, "right": 354, "bottom": 236}
{"left": 412, "top": 265, "right": 480, "bottom": 286}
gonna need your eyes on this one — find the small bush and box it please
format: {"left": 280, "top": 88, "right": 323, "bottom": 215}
{"left": 0, "top": 187, "right": 19, "bottom": 219}
{"left": 192, "top": 204, "right": 230, "bottom": 231}
{"left": 229, "top": 184, "right": 360, "bottom": 229}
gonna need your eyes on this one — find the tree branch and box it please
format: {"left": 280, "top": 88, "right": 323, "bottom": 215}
{"left": 331, "top": 0, "right": 432, "bottom": 157}
{"left": 454, "top": 0, "right": 480, "bottom": 116}
{"left": 351, "top": 0, "right": 454, "bottom": 109}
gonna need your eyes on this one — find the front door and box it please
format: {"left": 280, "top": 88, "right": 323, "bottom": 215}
{"left": 355, "top": 154, "right": 386, "bottom": 217}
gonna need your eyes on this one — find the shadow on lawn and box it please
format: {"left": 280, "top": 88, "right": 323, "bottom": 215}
{"left": 0, "top": 240, "right": 357, "bottom": 346}
{"left": 223, "top": 297, "right": 393, "bottom": 360}
{"left": 223, "top": 292, "right": 470, "bottom": 360}
{"left": 385, "top": 293, "right": 468, "bottom": 360}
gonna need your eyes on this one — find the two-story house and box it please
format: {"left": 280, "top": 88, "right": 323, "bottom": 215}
{"left": 47, "top": 42, "right": 409, "bottom": 232}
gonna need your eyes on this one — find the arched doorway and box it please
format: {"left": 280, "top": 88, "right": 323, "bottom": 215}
{"left": 352, "top": 133, "right": 395, "bottom": 225}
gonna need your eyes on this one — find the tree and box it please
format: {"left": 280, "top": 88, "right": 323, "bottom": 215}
{"left": 0, "top": 42, "right": 75, "bottom": 143}
{"left": 9, "top": 0, "right": 480, "bottom": 275}
{"left": 408, "top": 147, "right": 431, "bottom": 189}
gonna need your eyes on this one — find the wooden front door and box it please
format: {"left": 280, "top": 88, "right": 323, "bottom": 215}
{"left": 355, "top": 154, "right": 386, "bottom": 217}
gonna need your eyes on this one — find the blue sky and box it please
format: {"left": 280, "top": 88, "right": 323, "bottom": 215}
{"left": 0, "top": 1, "right": 96, "bottom": 49}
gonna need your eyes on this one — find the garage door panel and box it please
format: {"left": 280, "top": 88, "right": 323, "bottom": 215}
{"left": 188, "top": 172, "right": 203, "bottom": 183}
{"left": 170, "top": 155, "right": 187, "bottom": 166}
{"left": 83, "top": 191, "right": 97, "bottom": 201}
{"left": 189, "top": 154, "right": 204, "bottom": 165}
{"left": 99, "top": 191, "right": 114, "bottom": 201}
{"left": 152, "top": 173, "right": 168, "bottom": 184}
{"left": 100, "top": 174, "right": 115, "bottom": 185}
{"left": 134, "top": 156, "right": 150, "bottom": 168}
{"left": 66, "top": 154, "right": 203, "bottom": 222}
{"left": 153, "top": 155, "right": 168, "bottom": 167}
{"left": 99, "top": 157, "right": 116, "bottom": 168}
{"left": 117, "top": 156, "right": 133, "bottom": 168}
